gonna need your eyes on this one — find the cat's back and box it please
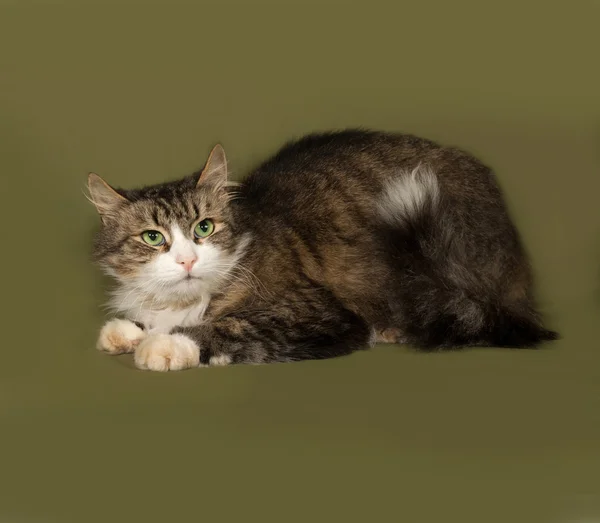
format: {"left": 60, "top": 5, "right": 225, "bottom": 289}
{"left": 246, "top": 129, "right": 436, "bottom": 179}
{"left": 237, "top": 129, "right": 438, "bottom": 215}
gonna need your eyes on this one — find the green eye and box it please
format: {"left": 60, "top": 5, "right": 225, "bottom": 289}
{"left": 194, "top": 219, "right": 215, "bottom": 239}
{"left": 141, "top": 230, "right": 165, "bottom": 247}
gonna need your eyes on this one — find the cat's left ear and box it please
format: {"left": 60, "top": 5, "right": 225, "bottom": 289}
{"left": 197, "top": 144, "right": 228, "bottom": 187}
{"left": 87, "top": 173, "right": 129, "bottom": 220}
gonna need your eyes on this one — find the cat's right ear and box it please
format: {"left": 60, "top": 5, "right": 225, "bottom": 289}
{"left": 197, "top": 144, "right": 228, "bottom": 188}
{"left": 87, "top": 173, "right": 129, "bottom": 220}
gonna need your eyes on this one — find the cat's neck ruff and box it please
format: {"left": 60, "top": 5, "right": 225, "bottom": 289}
{"left": 109, "top": 283, "right": 211, "bottom": 333}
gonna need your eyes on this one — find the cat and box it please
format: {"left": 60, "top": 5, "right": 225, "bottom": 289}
{"left": 87, "top": 129, "right": 558, "bottom": 372}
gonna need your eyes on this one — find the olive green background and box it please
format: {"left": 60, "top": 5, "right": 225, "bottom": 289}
{"left": 1, "top": 1, "right": 599, "bottom": 522}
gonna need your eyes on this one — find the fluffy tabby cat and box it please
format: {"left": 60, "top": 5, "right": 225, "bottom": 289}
{"left": 88, "top": 130, "right": 557, "bottom": 371}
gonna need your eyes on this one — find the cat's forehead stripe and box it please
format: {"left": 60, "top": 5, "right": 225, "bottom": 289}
{"left": 151, "top": 208, "right": 160, "bottom": 226}
{"left": 140, "top": 194, "right": 197, "bottom": 226}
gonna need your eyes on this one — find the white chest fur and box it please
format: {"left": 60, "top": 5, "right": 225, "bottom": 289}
{"left": 115, "top": 293, "right": 210, "bottom": 334}
{"left": 129, "top": 299, "right": 209, "bottom": 334}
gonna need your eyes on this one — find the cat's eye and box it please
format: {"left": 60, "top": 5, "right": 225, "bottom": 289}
{"left": 194, "top": 219, "right": 215, "bottom": 239}
{"left": 141, "top": 230, "right": 165, "bottom": 247}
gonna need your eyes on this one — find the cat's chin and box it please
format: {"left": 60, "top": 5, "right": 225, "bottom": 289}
{"left": 151, "top": 281, "right": 206, "bottom": 309}
{"left": 170, "top": 276, "right": 207, "bottom": 296}
{"left": 174, "top": 275, "right": 201, "bottom": 287}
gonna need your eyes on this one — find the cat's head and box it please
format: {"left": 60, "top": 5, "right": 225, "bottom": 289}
{"left": 87, "top": 145, "right": 247, "bottom": 311}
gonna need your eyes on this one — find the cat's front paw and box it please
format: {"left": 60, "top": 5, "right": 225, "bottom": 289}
{"left": 97, "top": 318, "right": 146, "bottom": 354}
{"left": 134, "top": 333, "right": 200, "bottom": 372}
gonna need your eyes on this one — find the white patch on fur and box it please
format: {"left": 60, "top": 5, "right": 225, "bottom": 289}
{"left": 138, "top": 301, "right": 210, "bottom": 335}
{"left": 134, "top": 333, "right": 200, "bottom": 372}
{"left": 97, "top": 318, "right": 146, "bottom": 354}
{"left": 108, "top": 230, "right": 251, "bottom": 332}
{"left": 378, "top": 164, "right": 439, "bottom": 224}
{"left": 209, "top": 354, "right": 232, "bottom": 366}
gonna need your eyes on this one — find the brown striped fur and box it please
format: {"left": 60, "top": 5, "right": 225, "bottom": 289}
{"left": 89, "top": 129, "right": 557, "bottom": 370}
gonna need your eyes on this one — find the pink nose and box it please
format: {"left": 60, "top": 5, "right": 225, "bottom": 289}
{"left": 178, "top": 257, "right": 197, "bottom": 272}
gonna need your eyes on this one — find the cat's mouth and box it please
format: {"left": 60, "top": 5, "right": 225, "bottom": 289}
{"left": 179, "top": 274, "right": 202, "bottom": 284}
{"left": 173, "top": 275, "right": 203, "bottom": 291}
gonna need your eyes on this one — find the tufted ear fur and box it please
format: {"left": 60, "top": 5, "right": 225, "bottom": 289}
{"left": 87, "top": 173, "right": 129, "bottom": 221}
{"left": 197, "top": 144, "right": 228, "bottom": 187}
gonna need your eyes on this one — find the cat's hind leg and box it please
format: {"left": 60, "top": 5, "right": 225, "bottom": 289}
{"left": 374, "top": 327, "right": 407, "bottom": 344}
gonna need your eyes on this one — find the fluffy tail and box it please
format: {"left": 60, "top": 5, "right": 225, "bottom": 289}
{"left": 484, "top": 309, "right": 558, "bottom": 348}
{"left": 403, "top": 297, "right": 559, "bottom": 350}
{"left": 378, "top": 164, "right": 558, "bottom": 350}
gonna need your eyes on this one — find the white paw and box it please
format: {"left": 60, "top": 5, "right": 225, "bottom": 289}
{"left": 375, "top": 327, "right": 407, "bottom": 344}
{"left": 97, "top": 318, "right": 146, "bottom": 354}
{"left": 209, "top": 354, "right": 232, "bottom": 367}
{"left": 134, "top": 333, "right": 200, "bottom": 372}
